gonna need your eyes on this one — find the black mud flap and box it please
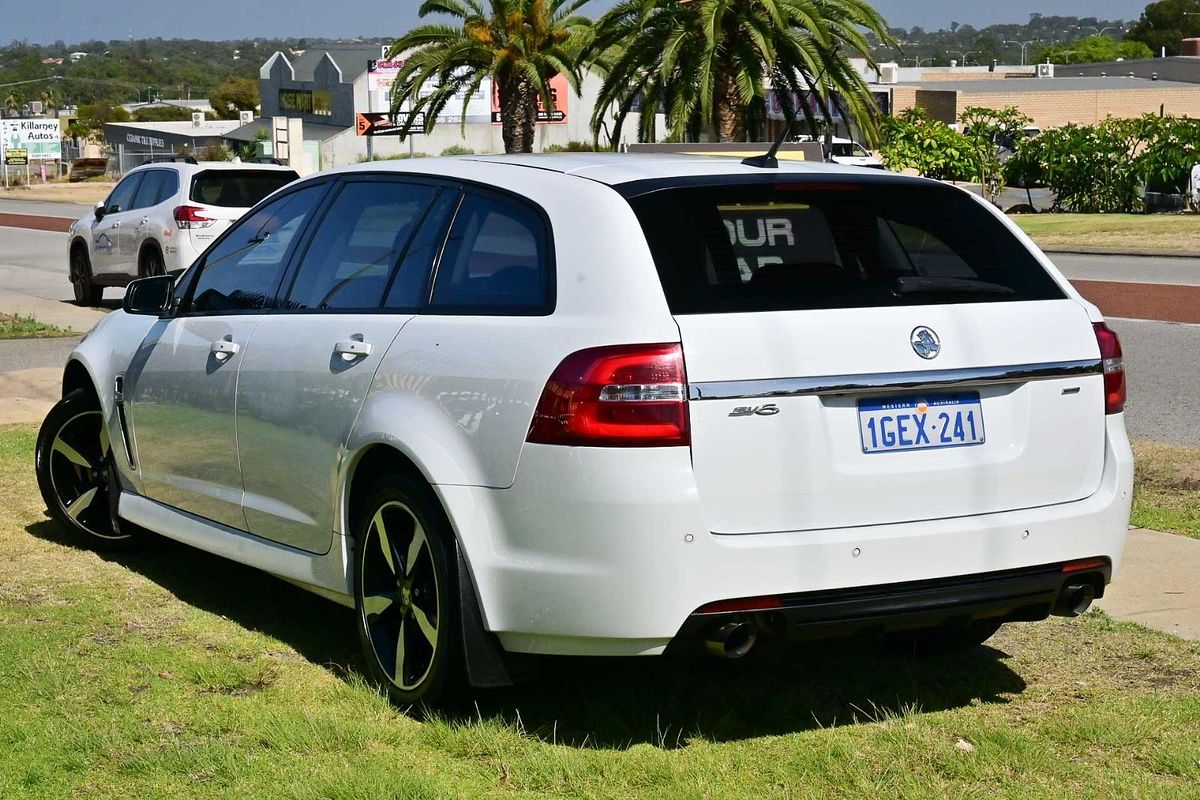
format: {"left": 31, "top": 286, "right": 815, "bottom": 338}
{"left": 457, "top": 549, "right": 515, "bottom": 689}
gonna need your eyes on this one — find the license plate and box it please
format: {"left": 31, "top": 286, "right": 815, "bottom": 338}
{"left": 858, "top": 392, "right": 986, "bottom": 454}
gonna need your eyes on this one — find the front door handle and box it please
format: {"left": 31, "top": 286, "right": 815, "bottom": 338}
{"left": 334, "top": 339, "right": 373, "bottom": 361}
{"left": 210, "top": 339, "right": 241, "bottom": 360}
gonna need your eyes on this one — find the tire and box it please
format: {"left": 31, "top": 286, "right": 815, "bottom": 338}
{"left": 70, "top": 245, "right": 102, "bottom": 306}
{"left": 139, "top": 245, "right": 165, "bottom": 278}
{"left": 353, "top": 471, "right": 461, "bottom": 710}
{"left": 886, "top": 620, "right": 1004, "bottom": 656}
{"left": 35, "top": 388, "right": 137, "bottom": 550}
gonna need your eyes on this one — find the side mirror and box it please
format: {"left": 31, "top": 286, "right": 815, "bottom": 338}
{"left": 94, "top": 201, "right": 106, "bottom": 221}
{"left": 123, "top": 275, "right": 175, "bottom": 316}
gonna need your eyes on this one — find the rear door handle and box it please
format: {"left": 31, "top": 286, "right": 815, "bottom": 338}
{"left": 334, "top": 339, "right": 373, "bottom": 361}
{"left": 210, "top": 339, "right": 241, "bottom": 360}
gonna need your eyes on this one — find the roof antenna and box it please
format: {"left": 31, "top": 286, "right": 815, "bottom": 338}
{"left": 741, "top": 114, "right": 794, "bottom": 169}
{"left": 743, "top": 51, "right": 839, "bottom": 169}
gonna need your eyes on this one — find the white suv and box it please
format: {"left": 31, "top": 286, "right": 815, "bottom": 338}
{"left": 37, "top": 154, "right": 1133, "bottom": 707}
{"left": 66, "top": 159, "right": 298, "bottom": 305}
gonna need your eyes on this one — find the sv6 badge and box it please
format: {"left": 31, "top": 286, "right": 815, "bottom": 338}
{"left": 729, "top": 404, "right": 780, "bottom": 417}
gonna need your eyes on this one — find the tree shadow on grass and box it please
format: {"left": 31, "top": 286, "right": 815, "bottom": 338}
{"left": 27, "top": 518, "right": 1027, "bottom": 749}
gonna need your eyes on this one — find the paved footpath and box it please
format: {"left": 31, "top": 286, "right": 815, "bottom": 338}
{"left": 1098, "top": 529, "right": 1200, "bottom": 640}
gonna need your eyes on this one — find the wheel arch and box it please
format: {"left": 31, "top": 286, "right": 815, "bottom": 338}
{"left": 62, "top": 357, "right": 100, "bottom": 402}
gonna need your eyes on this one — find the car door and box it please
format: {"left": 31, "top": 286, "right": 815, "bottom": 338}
{"left": 90, "top": 172, "right": 143, "bottom": 278}
{"left": 124, "top": 182, "right": 331, "bottom": 530}
{"left": 124, "top": 169, "right": 173, "bottom": 270}
{"left": 234, "top": 176, "right": 455, "bottom": 553}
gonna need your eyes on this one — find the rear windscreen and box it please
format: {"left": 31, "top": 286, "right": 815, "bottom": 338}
{"left": 627, "top": 181, "right": 1065, "bottom": 314}
{"left": 190, "top": 170, "right": 299, "bottom": 208}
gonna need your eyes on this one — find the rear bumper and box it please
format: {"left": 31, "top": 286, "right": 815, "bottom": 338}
{"left": 669, "top": 560, "right": 1110, "bottom": 651}
{"left": 437, "top": 416, "right": 1133, "bottom": 657}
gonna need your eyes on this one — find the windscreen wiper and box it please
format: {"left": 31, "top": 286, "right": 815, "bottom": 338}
{"left": 893, "top": 276, "right": 1016, "bottom": 296}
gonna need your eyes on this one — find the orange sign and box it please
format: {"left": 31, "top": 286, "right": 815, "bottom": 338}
{"left": 491, "top": 74, "right": 568, "bottom": 125}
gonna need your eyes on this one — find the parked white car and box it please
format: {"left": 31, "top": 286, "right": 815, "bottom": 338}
{"left": 66, "top": 158, "right": 298, "bottom": 305}
{"left": 796, "top": 136, "right": 885, "bottom": 168}
{"left": 36, "top": 154, "right": 1133, "bottom": 707}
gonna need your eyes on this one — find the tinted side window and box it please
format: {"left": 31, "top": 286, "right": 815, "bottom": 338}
{"left": 188, "top": 184, "right": 327, "bottom": 314}
{"left": 132, "top": 171, "right": 167, "bottom": 209}
{"left": 156, "top": 171, "right": 179, "bottom": 205}
{"left": 105, "top": 173, "right": 143, "bottom": 214}
{"left": 284, "top": 180, "right": 436, "bottom": 310}
{"left": 429, "top": 192, "right": 550, "bottom": 313}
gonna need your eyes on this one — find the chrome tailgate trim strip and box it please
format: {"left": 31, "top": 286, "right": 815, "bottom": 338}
{"left": 688, "top": 359, "right": 1102, "bottom": 401}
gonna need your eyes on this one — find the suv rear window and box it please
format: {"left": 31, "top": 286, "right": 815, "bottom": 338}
{"left": 627, "top": 180, "right": 1065, "bottom": 314}
{"left": 190, "top": 169, "right": 299, "bottom": 208}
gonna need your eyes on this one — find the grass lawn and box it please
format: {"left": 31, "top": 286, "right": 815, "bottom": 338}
{"left": 1013, "top": 213, "right": 1200, "bottom": 252}
{"left": 1, "top": 423, "right": 1199, "bottom": 798}
{"left": 0, "top": 314, "right": 71, "bottom": 340}
{"left": 1132, "top": 441, "right": 1200, "bottom": 540}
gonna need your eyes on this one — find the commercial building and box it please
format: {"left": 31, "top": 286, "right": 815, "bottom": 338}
{"left": 254, "top": 45, "right": 660, "bottom": 168}
{"left": 883, "top": 74, "right": 1200, "bottom": 128}
{"left": 102, "top": 118, "right": 245, "bottom": 172}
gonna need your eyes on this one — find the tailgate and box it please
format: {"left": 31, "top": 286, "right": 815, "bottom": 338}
{"left": 625, "top": 176, "right": 1106, "bottom": 535}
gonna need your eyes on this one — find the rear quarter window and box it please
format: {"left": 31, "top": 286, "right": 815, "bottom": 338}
{"left": 191, "top": 169, "right": 300, "bottom": 208}
{"left": 627, "top": 180, "right": 1065, "bottom": 314}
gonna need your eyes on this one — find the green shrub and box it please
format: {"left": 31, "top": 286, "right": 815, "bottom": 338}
{"left": 879, "top": 108, "right": 979, "bottom": 182}
{"left": 544, "top": 140, "right": 597, "bottom": 153}
{"left": 440, "top": 144, "right": 475, "bottom": 156}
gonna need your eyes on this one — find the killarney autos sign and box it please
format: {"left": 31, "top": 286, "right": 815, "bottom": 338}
{"left": 1, "top": 119, "right": 62, "bottom": 160}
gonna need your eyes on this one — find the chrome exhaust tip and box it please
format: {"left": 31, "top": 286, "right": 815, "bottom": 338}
{"left": 1052, "top": 582, "right": 1096, "bottom": 617}
{"left": 703, "top": 621, "right": 757, "bottom": 659}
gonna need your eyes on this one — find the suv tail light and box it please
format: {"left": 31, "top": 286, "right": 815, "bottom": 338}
{"left": 1093, "top": 322, "right": 1125, "bottom": 414}
{"left": 173, "top": 205, "right": 214, "bottom": 229}
{"left": 527, "top": 343, "right": 690, "bottom": 447}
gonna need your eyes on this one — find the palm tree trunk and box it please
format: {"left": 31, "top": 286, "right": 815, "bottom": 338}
{"left": 499, "top": 75, "right": 539, "bottom": 153}
{"left": 714, "top": 67, "right": 747, "bottom": 142}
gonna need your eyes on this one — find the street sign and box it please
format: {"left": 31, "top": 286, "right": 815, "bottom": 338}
{"left": 0, "top": 119, "right": 62, "bottom": 160}
{"left": 355, "top": 112, "right": 425, "bottom": 137}
{"left": 4, "top": 147, "right": 28, "bottom": 166}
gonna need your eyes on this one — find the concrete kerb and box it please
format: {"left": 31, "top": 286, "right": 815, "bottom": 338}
{"left": 1041, "top": 245, "right": 1200, "bottom": 259}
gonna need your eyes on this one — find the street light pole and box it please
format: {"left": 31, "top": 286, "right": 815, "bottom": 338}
{"left": 1003, "top": 39, "right": 1039, "bottom": 66}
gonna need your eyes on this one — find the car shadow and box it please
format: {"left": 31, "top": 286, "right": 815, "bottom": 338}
{"left": 27, "top": 519, "right": 1027, "bottom": 749}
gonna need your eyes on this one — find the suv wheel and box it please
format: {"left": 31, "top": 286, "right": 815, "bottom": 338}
{"left": 70, "top": 246, "right": 102, "bottom": 306}
{"left": 35, "top": 389, "right": 137, "bottom": 550}
{"left": 139, "top": 246, "right": 165, "bottom": 278}
{"left": 354, "top": 472, "right": 460, "bottom": 709}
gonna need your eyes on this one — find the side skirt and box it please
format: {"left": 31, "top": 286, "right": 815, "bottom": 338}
{"left": 118, "top": 492, "right": 351, "bottom": 599}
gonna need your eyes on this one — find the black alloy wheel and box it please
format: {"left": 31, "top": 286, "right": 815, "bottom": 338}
{"left": 354, "top": 473, "right": 460, "bottom": 709}
{"left": 35, "top": 389, "right": 134, "bottom": 549}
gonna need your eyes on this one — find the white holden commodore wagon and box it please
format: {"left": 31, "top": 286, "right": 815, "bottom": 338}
{"left": 35, "top": 154, "right": 1133, "bottom": 707}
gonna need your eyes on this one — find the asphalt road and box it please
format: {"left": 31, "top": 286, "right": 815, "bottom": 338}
{"left": 0, "top": 218, "right": 1196, "bottom": 445}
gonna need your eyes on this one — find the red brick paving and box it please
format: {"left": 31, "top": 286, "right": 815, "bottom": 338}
{"left": 1071, "top": 280, "right": 1200, "bottom": 325}
{"left": 0, "top": 213, "right": 72, "bottom": 233}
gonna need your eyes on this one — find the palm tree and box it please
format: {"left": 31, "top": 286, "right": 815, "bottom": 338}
{"left": 387, "top": 0, "right": 592, "bottom": 153}
{"left": 588, "top": 0, "right": 893, "bottom": 145}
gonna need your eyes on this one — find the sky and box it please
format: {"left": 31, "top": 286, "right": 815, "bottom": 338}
{"left": 8, "top": 1, "right": 1148, "bottom": 45}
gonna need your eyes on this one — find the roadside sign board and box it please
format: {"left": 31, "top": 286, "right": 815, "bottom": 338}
{"left": 355, "top": 112, "right": 425, "bottom": 137}
{"left": 367, "top": 58, "right": 404, "bottom": 93}
{"left": 1, "top": 119, "right": 62, "bottom": 160}
{"left": 4, "top": 147, "right": 29, "bottom": 166}
{"left": 490, "top": 74, "right": 568, "bottom": 125}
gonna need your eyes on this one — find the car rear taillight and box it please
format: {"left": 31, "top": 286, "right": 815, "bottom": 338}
{"left": 173, "top": 205, "right": 214, "bottom": 229}
{"left": 1093, "top": 322, "right": 1126, "bottom": 414}
{"left": 526, "top": 343, "right": 690, "bottom": 447}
